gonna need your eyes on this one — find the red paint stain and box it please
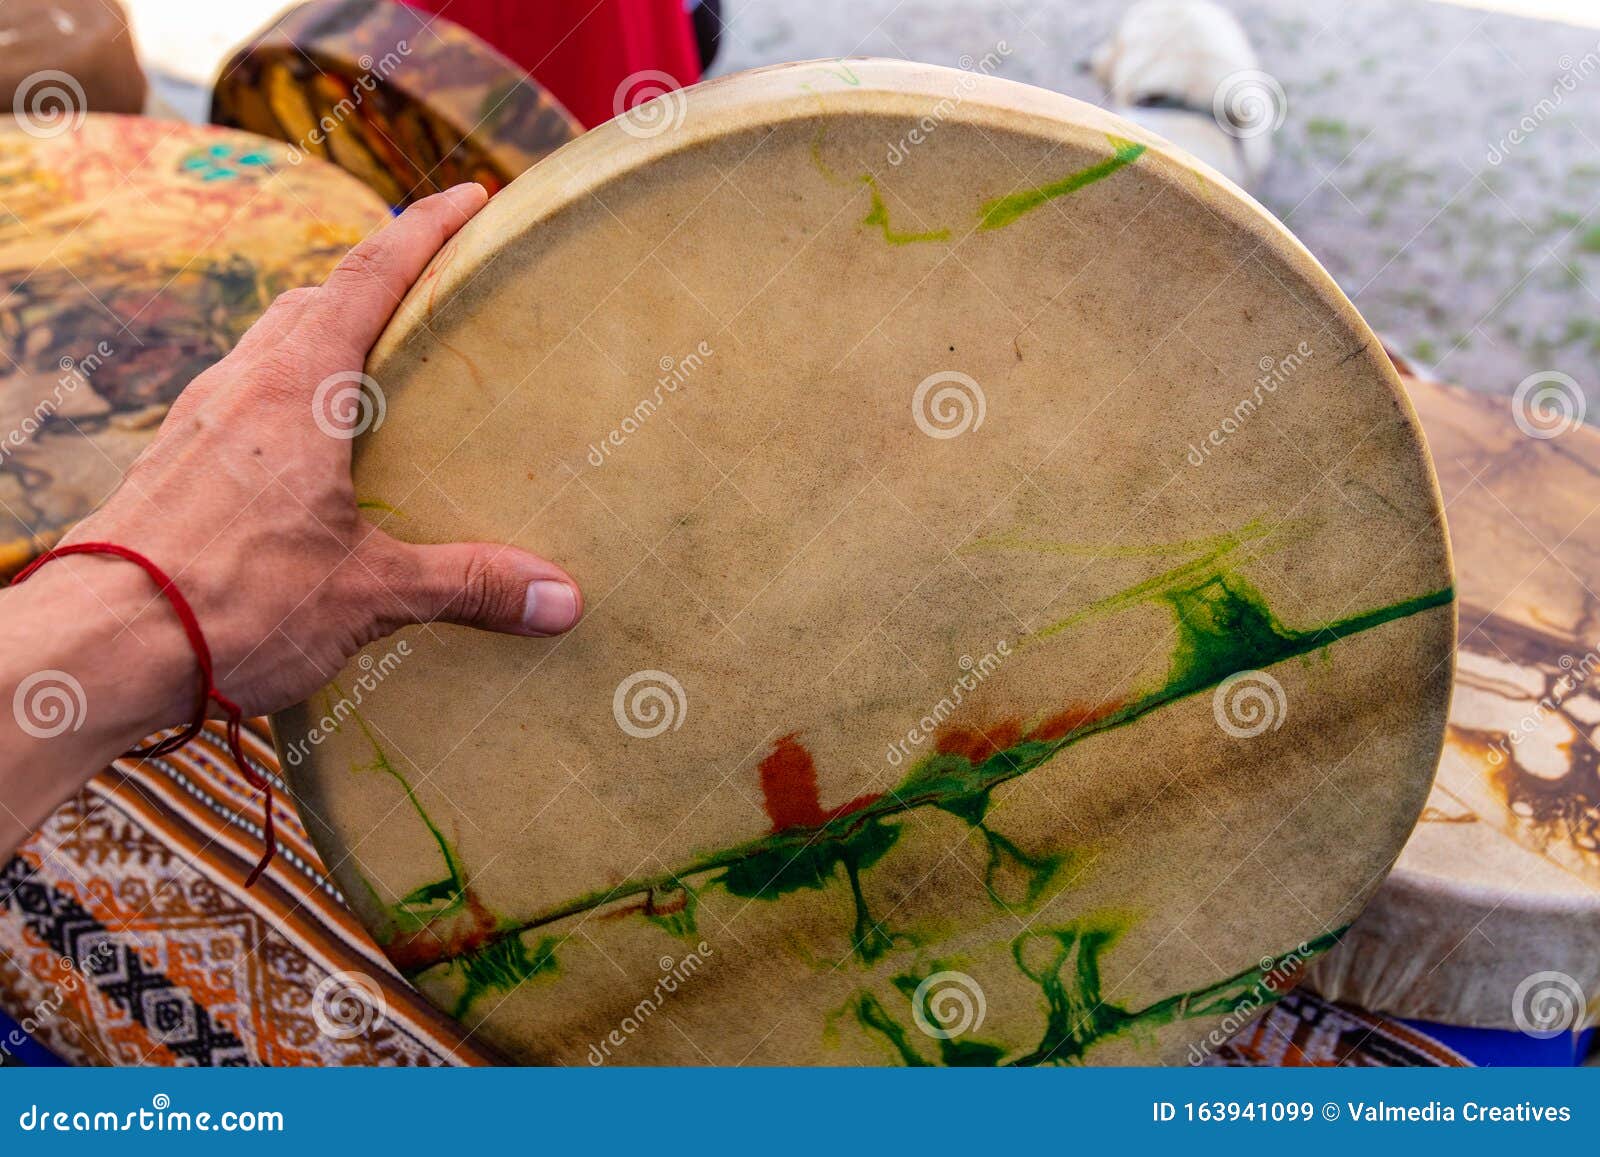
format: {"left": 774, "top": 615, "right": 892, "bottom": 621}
{"left": 760, "top": 734, "right": 826, "bottom": 830}
{"left": 602, "top": 887, "right": 692, "bottom": 922}
{"left": 1028, "top": 701, "right": 1121, "bottom": 743}
{"left": 386, "top": 889, "right": 498, "bottom": 974}
{"left": 758, "top": 734, "right": 882, "bottom": 832}
{"left": 935, "top": 718, "right": 1021, "bottom": 764}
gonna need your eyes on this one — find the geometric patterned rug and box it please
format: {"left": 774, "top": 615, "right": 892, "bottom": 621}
{"left": 1203, "top": 989, "right": 1469, "bottom": 1067}
{"left": 0, "top": 721, "right": 494, "bottom": 1066}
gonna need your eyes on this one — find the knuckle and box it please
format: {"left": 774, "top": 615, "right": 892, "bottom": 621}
{"left": 271, "top": 286, "right": 317, "bottom": 309}
{"left": 455, "top": 550, "right": 512, "bottom": 624}
{"left": 330, "top": 241, "right": 390, "bottom": 289}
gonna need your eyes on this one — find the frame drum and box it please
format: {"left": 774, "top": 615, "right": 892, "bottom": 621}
{"left": 273, "top": 60, "right": 1456, "bottom": 1065}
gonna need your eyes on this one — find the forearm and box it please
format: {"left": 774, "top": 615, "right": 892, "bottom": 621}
{"left": 0, "top": 556, "right": 190, "bottom": 860}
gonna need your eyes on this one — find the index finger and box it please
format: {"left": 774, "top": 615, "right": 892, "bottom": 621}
{"left": 309, "top": 183, "right": 489, "bottom": 357}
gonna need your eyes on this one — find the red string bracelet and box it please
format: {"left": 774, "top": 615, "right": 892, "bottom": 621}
{"left": 12, "top": 542, "right": 277, "bottom": 887}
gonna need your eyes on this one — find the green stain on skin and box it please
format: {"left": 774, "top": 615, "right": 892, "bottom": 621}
{"left": 331, "top": 687, "right": 467, "bottom": 933}
{"left": 977, "top": 140, "right": 1147, "bottom": 231}
{"left": 718, "top": 814, "right": 904, "bottom": 963}
{"left": 850, "top": 992, "right": 930, "bottom": 1066}
{"left": 973, "top": 822, "right": 1071, "bottom": 909}
{"left": 356, "top": 498, "right": 404, "bottom": 518}
{"left": 850, "top": 923, "right": 1346, "bottom": 1066}
{"left": 809, "top": 127, "right": 846, "bottom": 186}
{"left": 449, "top": 934, "right": 560, "bottom": 1020}
{"left": 860, "top": 175, "right": 950, "bottom": 246}
{"left": 644, "top": 882, "right": 700, "bottom": 939}
{"left": 405, "top": 529, "right": 1449, "bottom": 979}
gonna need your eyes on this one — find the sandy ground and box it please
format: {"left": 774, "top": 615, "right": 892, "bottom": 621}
{"left": 127, "top": 0, "right": 1600, "bottom": 400}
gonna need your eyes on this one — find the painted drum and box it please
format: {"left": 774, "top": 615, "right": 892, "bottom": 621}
{"left": 1308, "top": 372, "right": 1600, "bottom": 1034}
{"left": 0, "top": 115, "right": 389, "bottom": 577}
{"left": 210, "top": 0, "right": 581, "bottom": 209}
{"left": 272, "top": 59, "right": 1456, "bottom": 1066}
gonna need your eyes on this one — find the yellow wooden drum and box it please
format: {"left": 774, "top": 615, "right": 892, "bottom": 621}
{"left": 273, "top": 60, "right": 1456, "bottom": 1065}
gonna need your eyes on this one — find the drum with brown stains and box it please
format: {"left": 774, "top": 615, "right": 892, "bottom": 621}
{"left": 1308, "top": 372, "right": 1600, "bottom": 1033}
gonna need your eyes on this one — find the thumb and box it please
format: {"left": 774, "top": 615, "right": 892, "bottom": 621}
{"left": 370, "top": 535, "right": 583, "bottom": 637}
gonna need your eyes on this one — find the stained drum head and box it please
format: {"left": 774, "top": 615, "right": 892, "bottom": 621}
{"left": 273, "top": 60, "right": 1456, "bottom": 1065}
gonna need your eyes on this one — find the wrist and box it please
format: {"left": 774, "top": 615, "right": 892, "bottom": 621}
{"left": 4, "top": 554, "right": 197, "bottom": 753}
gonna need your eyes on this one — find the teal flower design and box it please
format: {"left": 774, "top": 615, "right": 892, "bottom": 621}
{"left": 179, "top": 142, "right": 274, "bottom": 182}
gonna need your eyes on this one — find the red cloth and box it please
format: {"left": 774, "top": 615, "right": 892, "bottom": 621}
{"left": 405, "top": 0, "right": 701, "bottom": 129}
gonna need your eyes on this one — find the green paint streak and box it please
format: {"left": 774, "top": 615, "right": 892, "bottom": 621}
{"left": 809, "top": 127, "right": 846, "bottom": 186}
{"left": 402, "top": 544, "right": 1449, "bottom": 977}
{"left": 1014, "top": 522, "right": 1276, "bottom": 643}
{"left": 356, "top": 498, "right": 405, "bottom": 518}
{"left": 860, "top": 175, "right": 950, "bottom": 246}
{"left": 850, "top": 992, "right": 929, "bottom": 1066}
{"left": 645, "top": 883, "right": 700, "bottom": 939}
{"left": 845, "top": 136, "right": 1145, "bottom": 249}
{"left": 448, "top": 934, "right": 559, "bottom": 1020}
{"left": 978, "top": 140, "right": 1147, "bottom": 231}
{"left": 852, "top": 923, "right": 1346, "bottom": 1066}
{"left": 973, "top": 822, "right": 1071, "bottom": 909}
{"left": 718, "top": 814, "right": 903, "bottom": 963}
{"left": 332, "top": 687, "right": 467, "bottom": 934}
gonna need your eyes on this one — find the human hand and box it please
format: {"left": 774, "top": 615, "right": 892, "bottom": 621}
{"left": 2, "top": 184, "right": 582, "bottom": 783}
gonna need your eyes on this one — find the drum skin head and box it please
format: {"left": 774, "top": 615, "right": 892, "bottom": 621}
{"left": 272, "top": 59, "right": 1456, "bottom": 1065}
{"left": 1308, "top": 374, "right": 1600, "bottom": 1030}
{"left": 0, "top": 115, "right": 388, "bottom": 575}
